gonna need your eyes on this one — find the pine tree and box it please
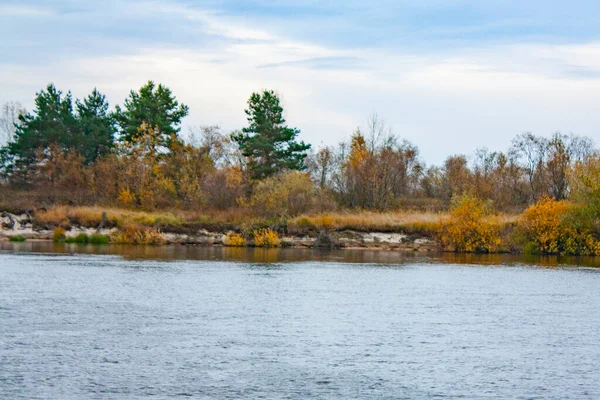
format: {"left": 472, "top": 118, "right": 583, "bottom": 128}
{"left": 76, "top": 88, "right": 116, "bottom": 163}
{"left": 1, "top": 84, "right": 79, "bottom": 177}
{"left": 232, "top": 90, "right": 310, "bottom": 180}
{"left": 113, "top": 81, "right": 189, "bottom": 154}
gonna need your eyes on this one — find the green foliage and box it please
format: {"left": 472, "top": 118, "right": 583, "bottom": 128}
{"left": 0, "top": 84, "right": 115, "bottom": 179}
{"left": 8, "top": 235, "right": 26, "bottom": 242}
{"left": 76, "top": 89, "right": 116, "bottom": 163}
{"left": 113, "top": 81, "right": 189, "bottom": 153}
{"left": 65, "top": 233, "right": 90, "bottom": 244}
{"left": 232, "top": 90, "right": 310, "bottom": 180}
{"left": 89, "top": 234, "right": 110, "bottom": 244}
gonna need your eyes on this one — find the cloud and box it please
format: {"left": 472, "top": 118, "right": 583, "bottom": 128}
{"left": 0, "top": 4, "right": 55, "bottom": 17}
{"left": 259, "top": 56, "right": 366, "bottom": 70}
{"left": 1, "top": 0, "right": 600, "bottom": 164}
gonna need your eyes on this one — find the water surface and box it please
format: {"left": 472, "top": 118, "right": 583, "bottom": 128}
{"left": 1, "top": 244, "right": 599, "bottom": 399}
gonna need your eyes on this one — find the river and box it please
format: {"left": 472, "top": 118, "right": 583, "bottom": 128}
{"left": 1, "top": 242, "right": 599, "bottom": 399}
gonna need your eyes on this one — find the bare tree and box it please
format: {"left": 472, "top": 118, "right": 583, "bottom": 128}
{"left": 511, "top": 132, "right": 548, "bottom": 201}
{"left": 0, "top": 101, "right": 26, "bottom": 147}
{"left": 187, "top": 125, "right": 242, "bottom": 168}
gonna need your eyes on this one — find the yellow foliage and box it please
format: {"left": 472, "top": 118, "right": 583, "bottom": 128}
{"left": 118, "top": 188, "right": 136, "bottom": 207}
{"left": 109, "top": 224, "right": 165, "bottom": 245}
{"left": 225, "top": 166, "right": 244, "bottom": 188}
{"left": 517, "top": 197, "right": 599, "bottom": 255}
{"left": 248, "top": 171, "right": 315, "bottom": 217}
{"left": 223, "top": 231, "right": 246, "bottom": 247}
{"left": 440, "top": 194, "right": 502, "bottom": 253}
{"left": 253, "top": 228, "right": 280, "bottom": 247}
{"left": 53, "top": 227, "right": 66, "bottom": 242}
{"left": 349, "top": 132, "right": 368, "bottom": 168}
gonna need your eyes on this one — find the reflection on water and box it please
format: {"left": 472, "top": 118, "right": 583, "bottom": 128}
{"left": 2, "top": 240, "right": 600, "bottom": 267}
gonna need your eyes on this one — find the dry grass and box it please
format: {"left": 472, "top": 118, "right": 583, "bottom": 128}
{"left": 110, "top": 224, "right": 166, "bottom": 245}
{"left": 33, "top": 205, "right": 519, "bottom": 238}
{"left": 289, "top": 210, "right": 517, "bottom": 235}
{"left": 35, "top": 206, "right": 183, "bottom": 228}
{"left": 289, "top": 210, "right": 448, "bottom": 234}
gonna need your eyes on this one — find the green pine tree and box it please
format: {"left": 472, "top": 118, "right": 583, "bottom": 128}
{"left": 113, "top": 81, "right": 189, "bottom": 153}
{"left": 232, "top": 90, "right": 310, "bottom": 180}
{"left": 1, "top": 84, "right": 79, "bottom": 177}
{"left": 76, "top": 88, "right": 116, "bottom": 163}
{"left": 0, "top": 84, "right": 116, "bottom": 179}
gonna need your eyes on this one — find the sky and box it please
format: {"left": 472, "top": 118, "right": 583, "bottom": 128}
{"left": 1, "top": 0, "right": 600, "bottom": 164}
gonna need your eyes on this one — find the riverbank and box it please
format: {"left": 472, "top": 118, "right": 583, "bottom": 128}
{"left": 0, "top": 207, "right": 443, "bottom": 251}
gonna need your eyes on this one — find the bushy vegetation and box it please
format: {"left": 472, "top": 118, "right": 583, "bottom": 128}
{"left": 53, "top": 228, "right": 66, "bottom": 242}
{"left": 253, "top": 228, "right": 280, "bottom": 247}
{"left": 223, "top": 232, "right": 246, "bottom": 247}
{"left": 8, "top": 235, "right": 26, "bottom": 242}
{"left": 515, "top": 198, "right": 599, "bottom": 255}
{"left": 3, "top": 81, "right": 600, "bottom": 254}
{"left": 109, "top": 224, "right": 165, "bottom": 245}
{"left": 440, "top": 195, "right": 502, "bottom": 253}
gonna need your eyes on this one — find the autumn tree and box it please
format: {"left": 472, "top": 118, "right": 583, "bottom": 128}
{"left": 232, "top": 90, "right": 310, "bottom": 180}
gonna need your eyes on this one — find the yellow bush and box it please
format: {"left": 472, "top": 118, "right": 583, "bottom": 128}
{"left": 440, "top": 194, "right": 502, "bottom": 253}
{"left": 253, "top": 228, "right": 280, "bottom": 247}
{"left": 518, "top": 197, "right": 599, "bottom": 255}
{"left": 53, "top": 227, "right": 66, "bottom": 242}
{"left": 223, "top": 232, "right": 246, "bottom": 247}
{"left": 248, "top": 171, "right": 315, "bottom": 217}
{"left": 118, "top": 188, "right": 136, "bottom": 208}
{"left": 109, "top": 224, "right": 165, "bottom": 245}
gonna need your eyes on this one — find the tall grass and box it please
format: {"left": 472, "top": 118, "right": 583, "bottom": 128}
{"left": 289, "top": 211, "right": 448, "bottom": 234}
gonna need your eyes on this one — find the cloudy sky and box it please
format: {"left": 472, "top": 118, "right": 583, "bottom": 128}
{"left": 1, "top": 0, "right": 600, "bottom": 163}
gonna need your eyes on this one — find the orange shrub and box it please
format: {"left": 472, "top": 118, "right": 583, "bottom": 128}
{"left": 517, "top": 197, "right": 599, "bottom": 255}
{"left": 223, "top": 231, "right": 246, "bottom": 247}
{"left": 109, "top": 224, "right": 165, "bottom": 245}
{"left": 440, "top": 194, "right": 502, "bottom": 253}
{"left": 253, "top": 228, "right": 280, "bottom": 247}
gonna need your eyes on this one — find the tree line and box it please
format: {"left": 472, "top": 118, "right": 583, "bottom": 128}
{"left": 0, "top": 81, "right": 598, "bottom": 215}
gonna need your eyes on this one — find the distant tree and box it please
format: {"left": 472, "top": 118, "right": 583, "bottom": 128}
{"left": 0, "top": 101, "right": 26, "bottom": 146}
{"left": 76, "top": 88, "right": 116, "bottom": 163}
{"left": 511, "top": 132, "right": 548, "bottom": 202}
{"left": 113, "top": 81, "right": 189, "bottom": 153}
{"left": 1, "top": 84, "right": 79, "bottom": 179}
{"left": 0, "top": 85, "right": 117, "bottom": 182}
{"left": 232, "top": 90, "right": 310, "bottom": 180}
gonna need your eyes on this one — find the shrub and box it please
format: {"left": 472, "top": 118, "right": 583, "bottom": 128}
{"left": 223, "top": 231, "right": 246, "bottom": 247}
{"left": 517, "top": 197, "right": 599, "bottom": 255}
{"left": 53, "top": 227, "right": 67, "bottom": 242}
{"left": 109, "top": 224, "right": 165, "bottom": 245}
{"left": 89, "top": 234, "right": 110, "bottom": 244}
{"left": 253, "top": 228, "right": 280, "bottom": 247}
{"left": 65, "top": 233, "right": 90, "bottom": 244}
{"left": 118, "top": 188, "right": 136, "bottom": 208}
{"left": 247, "top": 171, "right": 316, "bottom": 218}
{"left": 440, "top": 194, "right": 502, "bottom": 253}
{"left": 8, "top": 235, "right": 26, "bottom": 242}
